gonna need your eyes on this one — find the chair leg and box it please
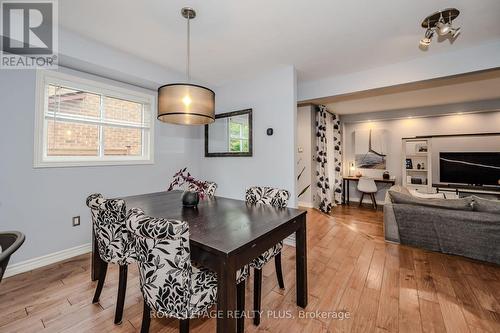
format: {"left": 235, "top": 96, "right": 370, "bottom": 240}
{"left": 237, "top": 280, "right": 246, "bottom": 333}
{"left": 179, "top": 319, "right": 189, "bottom": 333}
{"left": 253, "top": 268, "right": 262, "bottom": 326}
{"left": 359, "top": 192, "right": 365, "bottom": 207}
{"left": 92, "top": 259, "right": 108, "bottom": 304}
{"left": 274, "top": 253, "right": 285, "bottom": 289}
{"left": 140, "top": 302, "right": 151, "bottom": 333}
{"left": 114, "top": 265, "right": 128, "bottom": 324}
{"left": 371, "top": 193, "right": 378, "bottom": 209}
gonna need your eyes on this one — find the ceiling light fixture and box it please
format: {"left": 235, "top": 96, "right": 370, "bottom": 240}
{"left": 157, "top": 7, "right": 215, "bottom": 125}
{"left": 419, "top": 8, "right": 461, "bottom": 47}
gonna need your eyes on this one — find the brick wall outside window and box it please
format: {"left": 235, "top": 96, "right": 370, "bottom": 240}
{"left": 47, "top": 87, "right": 144, "bottom": 156}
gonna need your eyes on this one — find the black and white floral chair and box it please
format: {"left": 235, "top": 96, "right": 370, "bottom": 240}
{"left": 245, "top": 186, "right": 290, "bottom": 326}
{"left": 187, "top": 181, "right": 218, "bottom": 197}
{"left": 126, "top": 208, "right": 249, "bottom": 333}
{"left": 86, "top": 193, "right": 136, "bottom": 325}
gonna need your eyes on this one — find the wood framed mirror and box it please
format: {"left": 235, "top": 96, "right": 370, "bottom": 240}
{"left": 205, "top": 109, "right": 253, "bottom": 157}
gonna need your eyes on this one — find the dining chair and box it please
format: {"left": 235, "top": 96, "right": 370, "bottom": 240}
{"left": 126, "top": 208, "right": 249, "bottom": 333}
{"left": 188, "top": 181, "right": 218, "bottom": 196}
{"left": 0, "top": 231, "right": 25, "bottom": 283}
{"left": 86, "top": 193, "right": 136, "bottom": 325}
{"left": 245, "top": 186, "right": 290, "bottom": 326}
{"left": 357, "top": 177, "right": 378, "bottom": 209}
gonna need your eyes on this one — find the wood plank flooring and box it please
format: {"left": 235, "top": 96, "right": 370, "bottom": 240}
{"left": 1, "top": 206, "right": 499, "bottom": 332}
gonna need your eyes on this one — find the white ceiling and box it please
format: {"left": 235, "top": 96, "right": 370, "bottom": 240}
{"left": 59, "top": 1, "right": 500, "bottom": 86}
{"left": 322, "top": 70, "right": 500, "bottom": 114}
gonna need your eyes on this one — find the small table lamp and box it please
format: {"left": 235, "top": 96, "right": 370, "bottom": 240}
{"left": 349, "top": 161, "right": 356, "bottom": 177}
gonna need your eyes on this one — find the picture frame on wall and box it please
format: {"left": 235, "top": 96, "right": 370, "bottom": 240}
{"left": 415, "top": 143, "right": 428, "bottom": 153}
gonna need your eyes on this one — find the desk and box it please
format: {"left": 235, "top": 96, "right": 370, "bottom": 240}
{"left": 91, "top": 190, "right": 307, "bottom": 333}
{"left": 342, "top": 176, "right": 396, "bottom": 205}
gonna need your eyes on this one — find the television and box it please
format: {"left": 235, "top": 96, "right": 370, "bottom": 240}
{"left": 439, "top": 152, "right": 500, "bottom": 187}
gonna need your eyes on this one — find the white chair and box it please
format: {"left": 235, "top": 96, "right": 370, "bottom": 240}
{"left": 357, "top": 177, "right": 378, "bottom": 209}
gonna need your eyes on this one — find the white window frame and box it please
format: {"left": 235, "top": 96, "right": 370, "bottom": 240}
{"left": 228, "top": 117, "right": 249, "bottom": 153}
{"left": 34, "top": 70, "right": 155, "bottom": 168}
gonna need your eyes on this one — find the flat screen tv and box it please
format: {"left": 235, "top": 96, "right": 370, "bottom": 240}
{"left": 439, "top": 152, "right": 500, "bottom": 187}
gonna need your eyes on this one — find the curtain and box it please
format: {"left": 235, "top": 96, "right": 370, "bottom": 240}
{"left": 331, "top": 113, "right": 343, "bottom": 206}
{"left": 315, "top": 105, "right": 332, "bottom": 213}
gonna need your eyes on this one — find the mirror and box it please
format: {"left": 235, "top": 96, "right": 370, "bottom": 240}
{"left": 205, "top": 109, "right": 252, "bottom": 157}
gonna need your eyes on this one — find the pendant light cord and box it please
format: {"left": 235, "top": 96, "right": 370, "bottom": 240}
{"left": 186, "top": 14, "right": 191, "bottom": 83}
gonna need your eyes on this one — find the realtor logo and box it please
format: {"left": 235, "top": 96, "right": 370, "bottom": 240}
{"left": 1, "top": 0, "right": 58, "bottom": 68}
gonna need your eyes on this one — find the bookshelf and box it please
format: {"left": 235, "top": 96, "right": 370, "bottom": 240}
{"left": 402, "top": 138, "right": 432, "bottom": 193}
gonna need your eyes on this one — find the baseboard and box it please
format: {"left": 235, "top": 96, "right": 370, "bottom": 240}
{"left": 298, "top": 201, "right": 315, "bottom": 208}
{"left": 4, "top": 243, "right": 92, "bottom": 278}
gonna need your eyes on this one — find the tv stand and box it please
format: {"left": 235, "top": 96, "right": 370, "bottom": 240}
{"left": 433, "top": 183, "right": 500, "bottom": 197}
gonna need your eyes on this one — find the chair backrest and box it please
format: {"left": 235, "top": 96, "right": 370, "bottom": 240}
{"left": 204, "top": 181, "right": 218, "bottom": 196}
{"left": 357, "top": 177, "right": 377, "bottom": 193}
{"left": 86, "top": 193, "right": 134, "bottom": 264}
{"left": 0, "top": 231, "right": 25, "bottom": 282}
{"left": 126, "top": 208, "right": 193, "bottom": 317}
{"left": 245, "top": 186, "right": 290, "bottom": 208}
{"left": 187, "top": 181, "right": 218, "bottom": 197}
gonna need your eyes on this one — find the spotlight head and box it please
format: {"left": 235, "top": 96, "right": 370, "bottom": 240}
{"left": 420, "top": 38, "right": 431, "bottom": 46}
{"left": 436, "top": 21, "right": 452, "bottom": 36}
{"left": 451, "top": 27, "right": 461, "bottom": 38}
{"left": 420, "top": 28, "right": 434, "bottom": 46}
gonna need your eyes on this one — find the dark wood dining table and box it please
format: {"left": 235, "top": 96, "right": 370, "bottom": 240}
{"left": 91, "top": 190, "right": 308, "bottom": 333}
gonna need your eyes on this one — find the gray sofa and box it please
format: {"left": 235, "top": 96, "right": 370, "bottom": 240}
{"left": 384, "top": 185, "right": 500, "bottom": 265}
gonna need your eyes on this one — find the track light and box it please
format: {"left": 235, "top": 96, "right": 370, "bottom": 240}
{"left": 420, "top": 8, "right": 460, "bottom": 47}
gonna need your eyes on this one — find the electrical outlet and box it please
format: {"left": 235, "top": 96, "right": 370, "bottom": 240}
{"left": 72, "top": 216, "right": 80, "bottom": 227}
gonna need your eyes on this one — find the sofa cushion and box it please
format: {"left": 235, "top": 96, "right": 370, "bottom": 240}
{"left": 393, "top": 204, "right": 500, "bottom": 264}
{"left": 471, "top": 195, "right": 500, "bottom": 213}
{"left": 388, "top": 190, "right": 474, "bottom": 211}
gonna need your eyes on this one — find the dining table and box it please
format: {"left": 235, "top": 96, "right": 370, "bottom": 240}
{"left": 91, "top": 190, "right": 308, "bottom": 333}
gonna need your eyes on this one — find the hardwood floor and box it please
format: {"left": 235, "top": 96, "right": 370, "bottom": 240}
{"left": 1, "top": 206, "right": 499, "bottom": 332}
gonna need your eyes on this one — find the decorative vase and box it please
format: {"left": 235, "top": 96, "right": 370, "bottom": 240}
{"left": 182, "top": 191, "right": 199, "bottom": 208}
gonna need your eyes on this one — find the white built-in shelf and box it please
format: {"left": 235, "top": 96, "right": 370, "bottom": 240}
{"left": 402, "top": 138, "right": 432, "bottom": 193}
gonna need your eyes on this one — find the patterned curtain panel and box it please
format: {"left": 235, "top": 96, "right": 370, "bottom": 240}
{"left": 331, "top": 113, "right": 343, "bottom": 206}
{"left": 315, "top": 105, "right": 332, "bottom": 213}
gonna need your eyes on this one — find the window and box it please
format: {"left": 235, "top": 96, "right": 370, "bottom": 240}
{"left": 228, "top": 115, "right": 249, "bottom": 152}
{"left": 34, "top": 70, "right": 155, "bottom": 167}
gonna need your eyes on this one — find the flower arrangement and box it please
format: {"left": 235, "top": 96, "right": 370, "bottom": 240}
{"left": 167, "top": 168, "right": 208, "bottom": 200}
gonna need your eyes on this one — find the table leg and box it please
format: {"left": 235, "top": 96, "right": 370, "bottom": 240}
{"left": 346, "top": 179, "right": 350, "bottom": 205}
{"left": 295, "top": 214, "right": 308, "bottom": 308}
{"left": 91, "top": 230, "right": 100, "bottom": 281}
{"left": 342, "top": 179, "right": 346, "bottom": 205}
{"left": 217, "top": 259, "right": 237, "bottom": 333}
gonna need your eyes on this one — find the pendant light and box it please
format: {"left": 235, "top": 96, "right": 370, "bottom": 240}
{"left": 157, "top": 7, "right": 215, "bottom": 125}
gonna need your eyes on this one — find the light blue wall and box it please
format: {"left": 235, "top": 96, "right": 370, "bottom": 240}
{"left": 0, "top": 68, "right": 202, "bottom": 264}
{"left": 200, "top": 66, "right": 298, "bottom": 207}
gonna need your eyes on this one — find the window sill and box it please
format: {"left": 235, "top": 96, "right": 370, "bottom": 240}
{"left": 33, "top": 158, "right": 154, "bottom": 168}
